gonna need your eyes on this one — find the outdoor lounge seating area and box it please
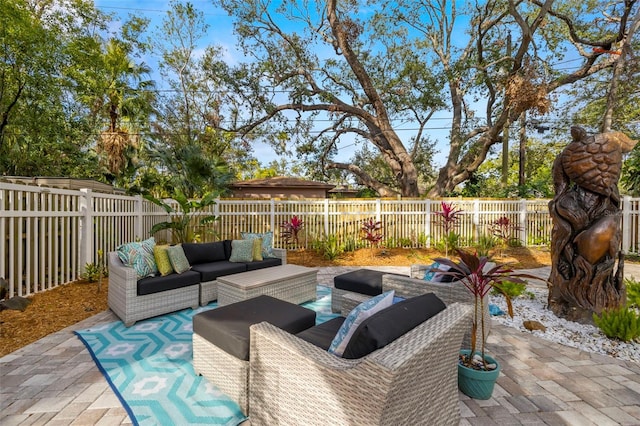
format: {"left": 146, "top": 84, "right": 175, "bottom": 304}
{"left": 3, "top": 265, "right": 640, "bottom": 426}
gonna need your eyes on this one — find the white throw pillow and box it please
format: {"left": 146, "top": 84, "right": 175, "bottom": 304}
{"left": 328, "top": 290, "right": 395, "bottom": 357}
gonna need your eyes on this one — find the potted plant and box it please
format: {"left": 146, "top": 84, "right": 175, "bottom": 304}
{"left": 434, "top": 249, "right": 541, "bottom": 399}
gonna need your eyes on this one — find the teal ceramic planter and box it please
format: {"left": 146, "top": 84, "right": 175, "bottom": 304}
{"left": 458, "top": 349, "right": 500, "bottom": 400}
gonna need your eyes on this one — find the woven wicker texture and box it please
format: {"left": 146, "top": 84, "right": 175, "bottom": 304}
{"left": 217, "top": 264, "right": 317, "bottom": 306}
{"left": 248, "top": 303, "right": 472, "bottom": 425}
{"left": 107, "top": 252, "right": 200, "bottom": 327}
{"left": 387, "top": 263, "right": 493, "bottom": 348}
{"left": 192, "top": 333, "right": 249, "bottom": 414}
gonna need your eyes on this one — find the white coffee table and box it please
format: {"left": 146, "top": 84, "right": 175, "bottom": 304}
{"left": 217, "top": 264, "right": 318, "bottom": 306}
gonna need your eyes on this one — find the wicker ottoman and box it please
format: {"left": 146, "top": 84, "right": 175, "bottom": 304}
{"left": 192, "top": 295, "right": 316, "bottom": 414}
{"left": 217, "top": 264, "right": 318, "bottom": 306}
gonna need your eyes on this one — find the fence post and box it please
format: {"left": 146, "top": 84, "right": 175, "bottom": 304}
{"left": 270, "top": 199, "right": 276, "bottom": 232}
{"left": 78, "top": 189, "right": 93, "bottom": 273}
{"left": 520, "top": 199, "right": 528, "bottom": 246}
{"left": 376, "top": 198, "right": 381, "bottom": 222}
{"left": 135, "top": 194, "right": 144, "bottom": 239}
{"left": 622, "top": 196, "right": 631, "bottom": 254}
{"left": 473, "top": 199, "right": 480, "bottom": 243}
{"left": 425, "top": 199, "right": 431, "bottom": 248}
{"left": 324, "top": 198, "right": 330, "bottom": 236}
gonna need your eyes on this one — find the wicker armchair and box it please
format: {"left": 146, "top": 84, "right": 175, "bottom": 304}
{"left": 248, "top": 302, "right": 473, "bottom": 426}
{"left": 382, "top": 263, "right": 494, "bottom": 349}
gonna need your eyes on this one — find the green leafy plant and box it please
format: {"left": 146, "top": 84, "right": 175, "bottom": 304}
{"left": 475, "top": 234, "right": 498, "bottom": 257}
{"left": 434, "top": 250, "right": 542, "bottom": 370}
{"left": 81, "top": 262, "right": 108, "bottom": 283}
{"left": 343, "top": 235, "right": 358, "bottom": 252}
{"left": 434, "top": 231, "right": 461, "bottom": 255}
{"left": 145, "top": 190, "right": 219, "bottom": 243}
{"left": 314, "top": 233, "right": 343, "bottom": 260}
{"left": 281, "top": 215, "right": 305, "bottom": 247}
{"left": 625, "top": 278, "right": 640, "bottom": 308}
{"left": 81, "top": 249, "right": 108, "bottom": 293}
{"left": 490, "top": 280, "right": 526, "bottom": 298}
{"left": 593, "top": 306, "right": 640, "bottom": 342}
{"left": 434, "top": 201, "right": 462, "bottom": 257}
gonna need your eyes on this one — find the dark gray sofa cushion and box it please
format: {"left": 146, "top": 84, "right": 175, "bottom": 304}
{"left": 296, "top": 317, "right": 346, "bottom": 350}
{"left": 245, "top": 257, "right": 282, "bottom": 271}
{"left": 182, "top": 242, "right": 226, "bottom": 265}
{"left": 190, "top": 261, "right": 247, "bottom": 282}
{"left": 342, "top": 292, "right": 446, "bottom": 359}
{"left": 193, "top": 295, "right": 316, "bottom": 360}
{"left": 137, "top": 270, "right": 201, "bottom": 296}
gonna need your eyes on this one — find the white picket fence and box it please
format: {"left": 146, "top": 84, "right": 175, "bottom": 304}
{"left": 1, "top": 181, "right": 639, "bottom": 298}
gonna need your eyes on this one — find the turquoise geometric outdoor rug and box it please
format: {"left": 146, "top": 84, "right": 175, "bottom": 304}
{"left": 75, "top": 285, "right": 337, "bottom": 426}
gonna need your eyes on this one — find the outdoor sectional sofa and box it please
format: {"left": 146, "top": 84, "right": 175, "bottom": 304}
{"left": 107, "top": 240, "right": 287, "bottom": 326}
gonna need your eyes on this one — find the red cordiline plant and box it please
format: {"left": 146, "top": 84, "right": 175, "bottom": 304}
{"left": 434, "top": 249, "right": 541, "bottom": 370}
{"left": 281, "top": 215, "right": 305, "bottom": 247}
{"left": 434, "top": 201, "right": 463, "bottom": 257}
{"left": 361, "top": 218, "right": 383, "bottom": 254}
{"left": 489, "top": 216, "right": 522, "bottom": 257}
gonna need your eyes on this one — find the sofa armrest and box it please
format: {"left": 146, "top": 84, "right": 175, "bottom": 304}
{"left": 107, "top": 251, "right": 137, "bottom": 284}
{"left": 272, "top": 247, "right": 287, "bottom": 265}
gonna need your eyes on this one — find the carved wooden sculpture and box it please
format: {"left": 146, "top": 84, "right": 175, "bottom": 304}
{"left": 548, "top": 126, "right": 637, "bottom": 323}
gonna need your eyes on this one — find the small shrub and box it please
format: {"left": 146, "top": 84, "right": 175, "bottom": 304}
{"left": 625, "top": 277, "right": 640, "bottom": 308}
{"left": 343, "top": 235, "right": 358, "bottom": 252}
{"left": 319, "top": 234, "right": 343, "bottom": 260}
{"left": 475, "top": 234, "right": 498, "bottom": 257}
{"left": 81, "top": 262, "right": 108, "bottom": 283}
{"left": 490, "top": 280, "right": 527, "bottom": 298}
{"left": 593, "top": 306, "right": 640, "bottom": 342}
{"left": 435, "top": 232, "right": 460, "bottom": 254}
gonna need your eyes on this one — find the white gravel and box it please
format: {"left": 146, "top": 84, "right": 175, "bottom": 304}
{"left": 489, "top": 288, "right": 640, "bottom": 364}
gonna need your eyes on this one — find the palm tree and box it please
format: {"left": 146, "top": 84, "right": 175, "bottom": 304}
{"left": 78, "top": 38, "right": 156, "bottom": 182}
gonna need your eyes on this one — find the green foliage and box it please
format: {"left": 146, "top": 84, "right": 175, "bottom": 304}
{"left": 384, "top": 236, "right": 412, "bottom": 248}
{"left": 593, "top": 307, "right": 640, "bottom": 342}
{"left": 435, "top": 232, "right": 461, "bottom": 255}
{"left": 314, "top": 234, "right": 343, "bottom": 260}
{"left": 491, "top": 281, "right": 527, "bottom": 299}
{"left": 475, "top": 234, "right": 498, "bottom": 258}
{"left": 343, "top": 235, "right": 358, "bottom": 252}
{"left": 146, "top": 190, "right": 219, "bottom": 243}
{"left": 81, "top": 263, "right": 108, "bottom": 283}
{"left": 621, "top": 145, "right": 640, "bottom": 196}
{"left": 625, "top": 278, "right": 640, "bottom": 309}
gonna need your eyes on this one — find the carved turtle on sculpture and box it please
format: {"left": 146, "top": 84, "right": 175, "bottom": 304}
{"left": 560, "top": 126, "right": 637, "bottom": 198}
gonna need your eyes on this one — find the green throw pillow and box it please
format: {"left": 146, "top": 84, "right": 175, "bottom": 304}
{"left": 167, "top": 244, "right": 191, "bottom": 274}
{"left": 252, "top": 238, "right": 263, "bottom": 261}
{"left": 154, "top": 245, "right": 174, "bottom": 276}
{"left": 240, "top": 231, "right": 275, "bottom": 258}
{"left": 229, "top": 239, "right": 254, "bottom": 263}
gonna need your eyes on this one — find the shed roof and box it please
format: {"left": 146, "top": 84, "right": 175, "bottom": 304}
{"left": 230, "top": 176, "right": 334, "bottom": 189}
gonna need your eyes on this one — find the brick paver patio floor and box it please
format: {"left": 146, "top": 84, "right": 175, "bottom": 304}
{"left": 2, "top": 266, "right": 639, "bottom": 425}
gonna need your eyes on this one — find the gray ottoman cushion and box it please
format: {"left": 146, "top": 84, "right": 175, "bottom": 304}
{"left": 193, "top": 295, "right": 316, "bottom": 360}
